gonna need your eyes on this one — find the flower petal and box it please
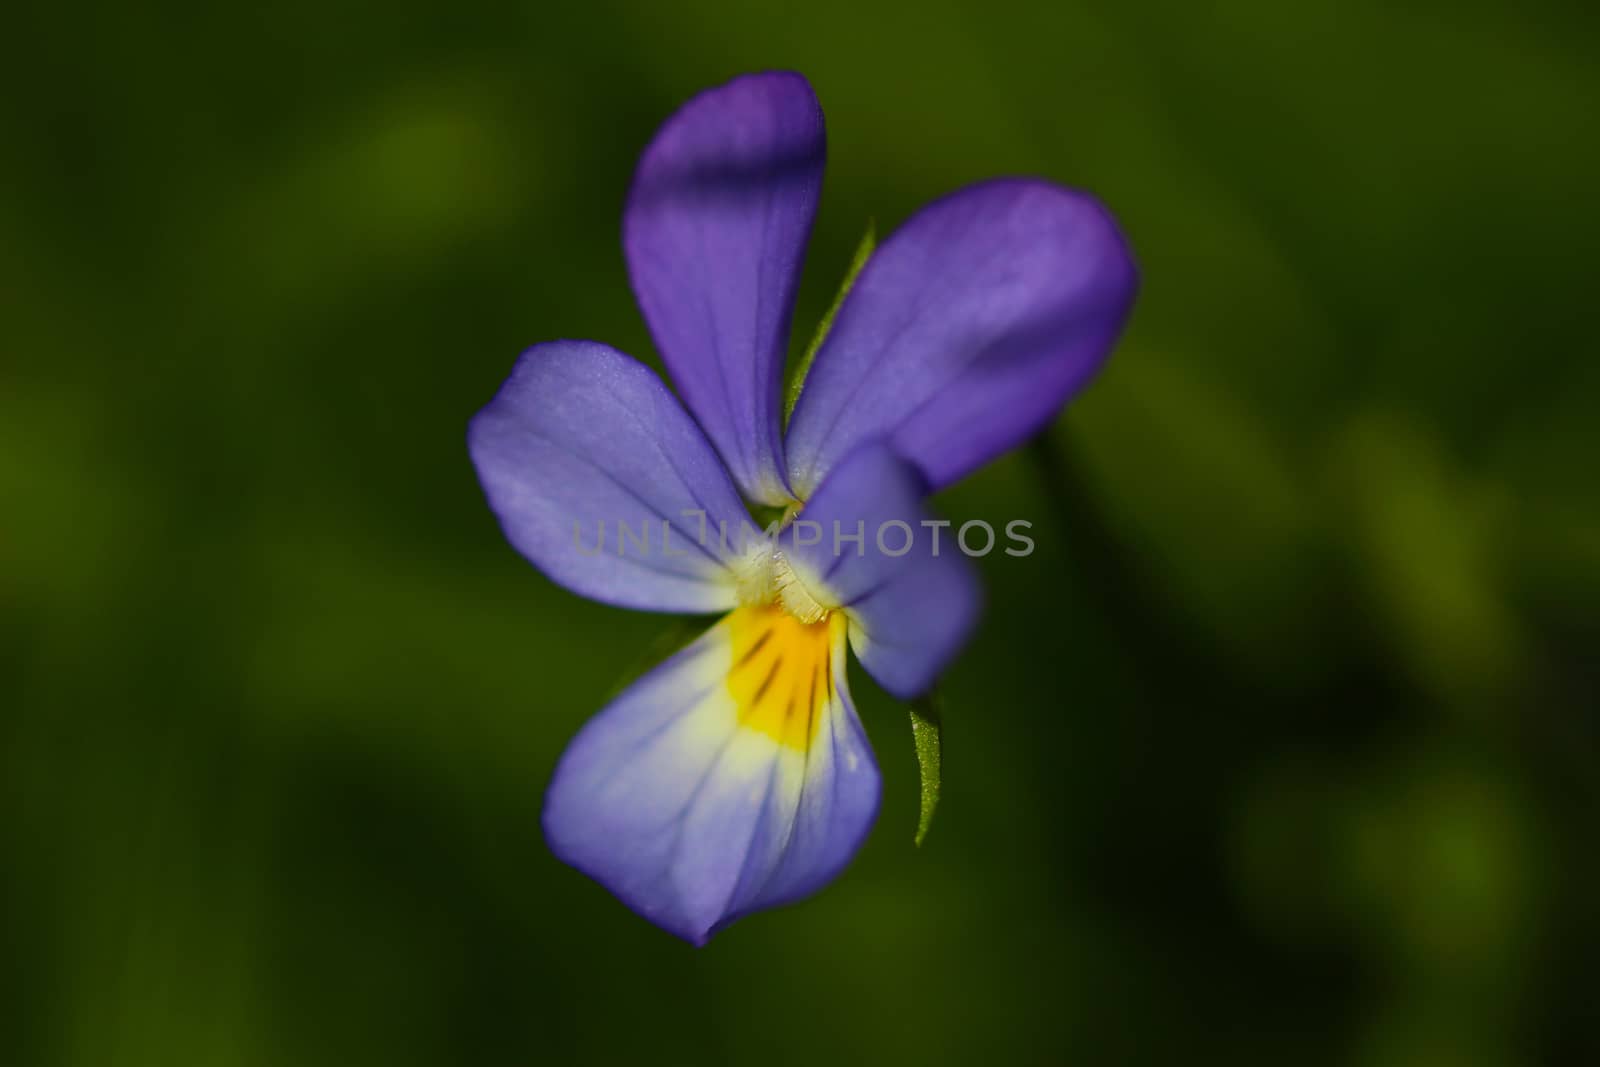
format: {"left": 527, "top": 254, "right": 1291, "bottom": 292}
{"left": 779, "top": 446, "right": 981, "bottom": 698}
{"left": 468, "top": 340, "right": 750, "bottom": 613}
{"left": 624, "top": 71, "right": 825, "bottom": 506}
{"left": 543, "top": 608, "right": 879, "bottom": 944}
{"left": 784, "top": 179, "right": 1137, "bottom": 497}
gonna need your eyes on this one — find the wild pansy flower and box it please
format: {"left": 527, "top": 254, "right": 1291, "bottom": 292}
{"left": 469, "top": 72, "right": 1135, "bottom": 943}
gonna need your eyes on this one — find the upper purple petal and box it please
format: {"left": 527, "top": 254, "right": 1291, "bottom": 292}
{"left": 778, "top": 446, "right": 982, "bottom": 698}
{"left": 784, "top": 179, "right": 1137, "bottom": 497}
{"left": 468, "top": 340, "right": 750, "bottom": 613}
{"left": 624, "top": 71, "right": 825, "bottom": 506}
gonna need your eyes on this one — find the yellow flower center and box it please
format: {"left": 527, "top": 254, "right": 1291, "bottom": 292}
{"left": 724, "top": 604, "right": 841, "bottom": 751}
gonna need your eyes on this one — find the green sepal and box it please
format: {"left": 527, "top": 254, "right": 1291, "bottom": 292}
{"left": 785, "top": 221, "right": 877, "bottom": 422}
{"left": 909, "top": 691, "right": 943, "bottom": 847}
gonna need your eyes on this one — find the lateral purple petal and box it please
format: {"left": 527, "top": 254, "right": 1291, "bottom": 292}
{"left": 784, "top": 179, "right": 1137, "bottom": 497}
{"left": 625, "top": 71, "right": 825, "bottom": 506}
{"left": 780, "top": 446, "right": 982, "bottom": 698}
{"left": 468, "top": 340, "right": 749, "bottom": 613}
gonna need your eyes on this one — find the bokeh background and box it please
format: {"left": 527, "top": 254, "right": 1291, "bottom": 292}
{"left": 5, "top": 1, "right": 1598, "bottom": 1064}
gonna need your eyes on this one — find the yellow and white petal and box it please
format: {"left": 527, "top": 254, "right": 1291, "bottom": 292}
{"left": 542, "top": 606, "right": 879, "bottom": 944}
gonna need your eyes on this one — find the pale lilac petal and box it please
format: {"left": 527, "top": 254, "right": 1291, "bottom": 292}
{"left": 543, "top": 610, "right": 878, "bottom": 944}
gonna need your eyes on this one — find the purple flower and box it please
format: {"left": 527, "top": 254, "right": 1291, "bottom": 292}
{"left": 468, "top": 72, "right": 1135, "bottom": 944}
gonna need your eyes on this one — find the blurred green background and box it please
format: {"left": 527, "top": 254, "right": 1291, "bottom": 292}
{"left": 5, "top": 0, "right": 1598, "bottom": 1064}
